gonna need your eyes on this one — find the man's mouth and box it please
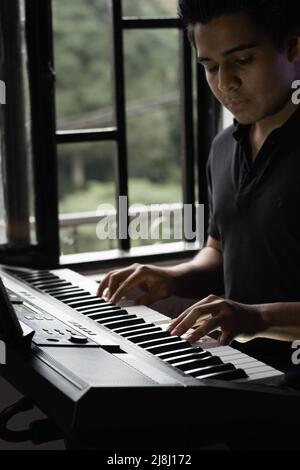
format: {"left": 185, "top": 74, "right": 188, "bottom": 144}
{"left": 225, "top": 98, "right": 249, "bottom": 111}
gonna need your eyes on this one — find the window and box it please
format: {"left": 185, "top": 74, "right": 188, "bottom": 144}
{"left": 0, "top": 0, "right": 219, "bottom": 270}
{"left": 222, "top": 107, "right": 234, "bottom": 130}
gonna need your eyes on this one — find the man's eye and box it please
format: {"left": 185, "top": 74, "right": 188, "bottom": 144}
{"left": 207, "top": 65, "right": 219, "bottom": 74}
{"left": 236, "top": 56, "right": 254, "bottom": 65}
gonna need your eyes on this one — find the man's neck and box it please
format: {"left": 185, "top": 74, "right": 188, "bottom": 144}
{"left": 249, "top": 101, "right": 299, "bottom": 161}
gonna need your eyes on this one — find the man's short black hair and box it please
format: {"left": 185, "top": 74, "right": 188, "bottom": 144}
{"left": 178, "top": 0, "right": 300, "bottom": 49}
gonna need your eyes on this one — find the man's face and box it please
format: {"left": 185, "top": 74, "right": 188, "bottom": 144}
{"left": 194, "top": 14, "right": 297, "bottom": 124}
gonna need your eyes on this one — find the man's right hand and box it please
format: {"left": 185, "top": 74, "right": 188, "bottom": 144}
{"left": 96, "top": 263, "right": 178, "bottom": 306}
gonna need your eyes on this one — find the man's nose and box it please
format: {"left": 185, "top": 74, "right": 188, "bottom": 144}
{"left": 218, "top": 65, "right": 240, "bottom": 93}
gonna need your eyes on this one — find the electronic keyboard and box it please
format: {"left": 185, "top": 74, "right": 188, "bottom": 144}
{"left": 0, "top": 265, "right": 299, "bottom": 449}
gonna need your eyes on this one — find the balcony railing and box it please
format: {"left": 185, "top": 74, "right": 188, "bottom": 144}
{"left": 59, "top": 203, "right": 187, "bottom": 254}
{"left": 2, "top": 202, "right": 202, "bottom": 256}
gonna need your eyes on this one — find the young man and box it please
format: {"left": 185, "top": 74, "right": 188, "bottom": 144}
{"left": 97, "top": 0, "right": 300, "bottom": 369}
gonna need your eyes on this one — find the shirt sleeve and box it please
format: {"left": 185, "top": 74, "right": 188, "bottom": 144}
{"left": 206, "top": 146, "right": 221, "bottom": 241}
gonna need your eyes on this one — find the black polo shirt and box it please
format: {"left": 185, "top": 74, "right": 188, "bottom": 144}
{"left": 207, "top": 106, "right": 300, "bottom": 368}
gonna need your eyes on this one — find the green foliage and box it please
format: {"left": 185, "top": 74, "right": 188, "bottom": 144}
{"left": 53, "top": 0, "right": 182, "bottom": 197}
{"left": 59, "top": 177, "right": 182, "bottom": 254}
{"left": 59, "top": 178, "right": 181, "bottom": 213}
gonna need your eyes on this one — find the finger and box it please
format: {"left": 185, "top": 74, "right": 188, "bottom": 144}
{"left": 96, "top": 271, "right": 116, "bottom": 297}
{"left": 170, "top": 300, "right": 225, "bottom": 337}
{"left": 193, "top": 314, "right": 214, "bottom": 328}
{"left": 107, "top": 270, "right": 131, "bottom": 300}
{"left": 167, "top": 309, "right": 192, "bottom": 332}
{"left": 166, "top": 295, "right": 220, "bottom": 332}
{"left": 96, "top": 277, "right": 109, "bottom": 297}
{"left": 109, "top": 270, "right": 148, "bottom": 304}
{"left": 167, "top": 308, "right": 211, "bottom": 333}
{"left": 185, "top": 316, "right": 221, "bottom": 343}
{"left": 168, "top": 312, "right": 212, "bottom": 333}
{"left": 219, "top": 331, "right": 235, "bottom": 346}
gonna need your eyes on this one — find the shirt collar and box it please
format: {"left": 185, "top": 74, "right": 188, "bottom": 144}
{"left": 232, "top": 119, "right": 250, "bottom": 143}
{"left": 232, "top": 105, "right": 300, "bottom": 144}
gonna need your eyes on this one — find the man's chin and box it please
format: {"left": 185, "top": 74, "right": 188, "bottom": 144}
{"left": 231, "top": 111, "right": 255, "bottom": 125}
{"left": 234, "top": 117, "right": 255, "bottom": 125}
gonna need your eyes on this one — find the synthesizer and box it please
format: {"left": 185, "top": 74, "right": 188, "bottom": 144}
{"left": 0, "top": 265, "right": 299, "bottom": 448}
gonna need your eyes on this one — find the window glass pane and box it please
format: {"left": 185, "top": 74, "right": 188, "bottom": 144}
{"left": 122, "top": 0, "right": 178, "bottom": 17}
{"left": 221, "top": 106, "right": 234, "bottom": 130}
{"left": 124, "top": 28, "right": 183, "bottom": 247}
{"left": 52, "top": 0, "right": 113, "bottom": 131}
{"left": 58, "top": 142, "right": 117, "bottom": 255}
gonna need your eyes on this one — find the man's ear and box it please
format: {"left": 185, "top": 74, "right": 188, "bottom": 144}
{"left": 287, "top": 33, "right": 300, "bottom": 63}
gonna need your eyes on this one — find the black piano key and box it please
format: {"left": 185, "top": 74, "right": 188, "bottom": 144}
{"left": 125, "top": 330, "right": 169, "bottom": 344}
{"left": 23, "top": 274, "right": 59, "bottom": 283}
{"left": 100, "top": 315, "right": 139, "bottom": 328}
{"left": 121, "top": 326, "right": 162, "bottom": 338}
{"left": 145, "top": 340, "right": 191, "bottom": 355}
{"left": 196, "top": 368, "right": 248, "bottom": 381}
{"left": 57, "top": 295, "right": 93, "bottom": 305}
{"left": 175, "top": 356, "right": 222, "bottom": 371}
{"left": 165, "top": 351, "right": 212, "bottom": 364}
{"left": 189, "top": 363, "right": 235, "bottom": 378}
{"left": 112, "top": 323, "right": 155, "bottom": 334}
{"left": 86, "top": 308, "right": 123, "bottom": 320}
{"left": 76, "top": 303, "right": 116, "bottom": 314}
{"left": 54, "top": 292, "right": 92, "bottom": 301}
{"left": 66, "top": 298, "right": 108, "bottom": 308}
{"left": 44, "top": 286, "right": 84, "bottom": 295}
{"left": 91, "top": 312, "right": 129, "bottom": 323}
{"left": 136, "top": 336, "right": 182, "bottom": 349}
{"left": 97, "top": 312, "right": 138, "bottom": 326}
{"left": 156, "top": 346, "right": 199, "bottom": 359}
{"left": 15, "top": 269, "right": 53, "bottom": 276}
{"left": 107, "top": 318, "right": 146, "bottom": 330}
{"left": 33, "top": 281, "right": 72, "bottom": 290}
{"left": 29, "top": 278, "right": 66, "bottom": 286}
